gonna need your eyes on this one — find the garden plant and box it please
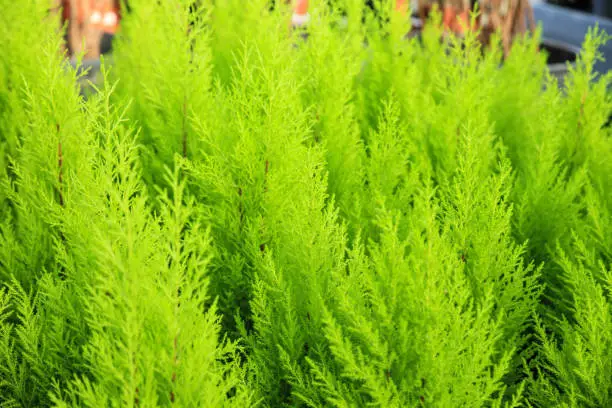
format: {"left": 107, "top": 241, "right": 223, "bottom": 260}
{"left": 0, "top": 0, "right": 611, "bottom": 407}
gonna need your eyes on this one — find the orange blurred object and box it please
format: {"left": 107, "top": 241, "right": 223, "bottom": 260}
{"left": 91, "top": 1, "right": 120, "bottom": 34}
{"left": 60, "top": 0, "right": 120, "bottom": 58}
{"left": 63, "top": 0, "right": 120, "bottom": 33}
{"left": 442, "top": 5, "right": 455, "bottom": 30}
{"left": 294, "top": 0, "right": 309, "bottom": 15}
{"left": 395, "top": 0, "right": 409, "bottom": 12}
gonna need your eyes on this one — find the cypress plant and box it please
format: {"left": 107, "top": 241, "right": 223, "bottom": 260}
{"left": 293, "top": 1, "right": 367, "bottom": 235}
{"left": 50, "top": 93, "right": 252, "bottom": 404}
{"left": 111, "top": 0, "right": 213, "bottom": 191}
{"left": 1, "top": 1, "right": 611, "bottom": 407}
{"left": 0, "top": 1, "right": 94, "bottom": 405}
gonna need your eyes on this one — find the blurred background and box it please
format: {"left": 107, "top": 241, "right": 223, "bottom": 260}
{"left": 51, "top": 0, "right": 121, "bottom": 58}
{"left": 545, "top": 0, "right": 611, "bottom": 16}
{"left": 54, "top": 1, "right": 611, "bottom": 74}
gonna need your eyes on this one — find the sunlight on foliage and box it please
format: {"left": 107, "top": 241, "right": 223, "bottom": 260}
{"left": 0, "top": 0, "right": 610, "bottom": 407}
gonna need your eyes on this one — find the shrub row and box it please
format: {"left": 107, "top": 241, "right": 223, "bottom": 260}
{"left": 0, "top": 1, "right": 610, "bottom": 407}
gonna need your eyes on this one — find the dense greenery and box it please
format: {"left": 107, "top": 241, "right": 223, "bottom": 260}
{"left": 1, "top": 0, "right": 610, "bottom": 406}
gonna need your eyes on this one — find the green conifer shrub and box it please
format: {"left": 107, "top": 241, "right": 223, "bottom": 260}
{"left": 1, "top": 0, "right": 611, "bottom": 406}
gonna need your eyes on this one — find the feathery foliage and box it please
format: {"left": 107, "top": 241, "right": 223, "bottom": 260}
{"left": 1, "top": 0, "right": 611, "bottom": 406}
